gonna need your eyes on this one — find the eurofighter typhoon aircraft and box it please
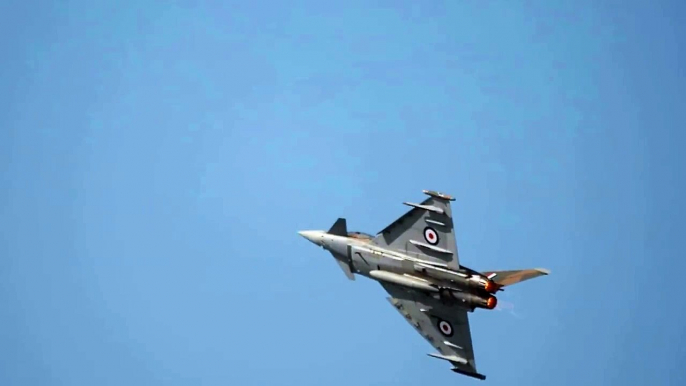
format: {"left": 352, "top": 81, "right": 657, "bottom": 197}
{"left": 298, "top": 190, "right": 549, "bottom": 380}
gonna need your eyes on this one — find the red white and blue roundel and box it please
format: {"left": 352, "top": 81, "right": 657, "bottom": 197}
{"left": 437, "top": 318, "right": 453, "bottom": 337}
{"left": 423, "top": 227, "right": 439, "bottom": 245}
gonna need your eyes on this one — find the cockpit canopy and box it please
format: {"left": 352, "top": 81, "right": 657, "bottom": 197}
{"left": 347, "top": 231, "right": 374, "bottom": 241}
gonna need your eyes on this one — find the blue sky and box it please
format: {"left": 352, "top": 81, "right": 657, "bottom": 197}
{"left": 2, "top": 1, "right": 685, "bottom": 385}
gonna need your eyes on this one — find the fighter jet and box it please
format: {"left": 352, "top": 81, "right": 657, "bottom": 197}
{"left": 298, "top": 190, "right": 549, "bottom": 380}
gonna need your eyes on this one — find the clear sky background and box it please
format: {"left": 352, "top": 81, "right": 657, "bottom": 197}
{"left": 2, "top": 1, "right": 685, "bottom": 385}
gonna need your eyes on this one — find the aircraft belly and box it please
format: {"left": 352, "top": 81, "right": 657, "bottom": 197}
{"left": 350, "top": 246, "right": 379, "bottom": 275}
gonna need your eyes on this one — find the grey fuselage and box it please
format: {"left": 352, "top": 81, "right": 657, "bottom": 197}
{"left": 298, "top": 230, "right": 498, "bottom": 311}
{"left": 301, "top": 230, "right": 412, "bottom": 277}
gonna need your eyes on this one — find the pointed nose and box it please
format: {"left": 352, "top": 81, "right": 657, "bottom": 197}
{"left": 298, "top": 230, "right": 325, "bottom": 246}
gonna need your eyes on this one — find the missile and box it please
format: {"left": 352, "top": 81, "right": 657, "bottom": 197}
{"left": 369, "top": 270, "right": 438, "bottom": 293}
{"left": 414, "top": 264, "right": 499, "bottom": 293}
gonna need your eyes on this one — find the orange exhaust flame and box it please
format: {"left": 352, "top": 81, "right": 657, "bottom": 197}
{"left": 486, "top": 296, "right": 498, "bottom": 309}
{"left": 484, "top": 280, "right": 498, "bottom": 293}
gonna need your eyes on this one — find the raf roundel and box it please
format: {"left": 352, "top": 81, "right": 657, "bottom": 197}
{"left": 437, "top": 319, "right": 453, "bottom": 337}
{"left": 423, "top": 227, "right": 439, "bottom": 245}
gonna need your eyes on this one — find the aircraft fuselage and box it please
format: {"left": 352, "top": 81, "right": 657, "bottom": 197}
{"left": 298, "top": 230, "right": 498, "bottom": 311}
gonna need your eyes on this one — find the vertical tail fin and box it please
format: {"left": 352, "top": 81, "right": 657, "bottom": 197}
{"left": 482, "top": 268, "right": 550, "bottom": 286}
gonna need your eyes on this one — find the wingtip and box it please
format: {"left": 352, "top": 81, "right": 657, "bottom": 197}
{"left": 422, "top": 189, "right": 456, "bottom": 201}
{"left": 536, "top": 268, "right": 551, "bottom": 275}
{"left": 451, "top": 368, "right": 487, "bottom": 381}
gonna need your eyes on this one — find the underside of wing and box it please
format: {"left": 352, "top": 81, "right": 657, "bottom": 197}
{"left": 373, "top": 191, "right": 460, "bottom": 270}
{"left": 380, "top": 283, "right": 486, "bottom": 380}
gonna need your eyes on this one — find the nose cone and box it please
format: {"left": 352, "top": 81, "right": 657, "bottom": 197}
{"left": 298, "top": 230, "right": 325, "bottom": 246}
